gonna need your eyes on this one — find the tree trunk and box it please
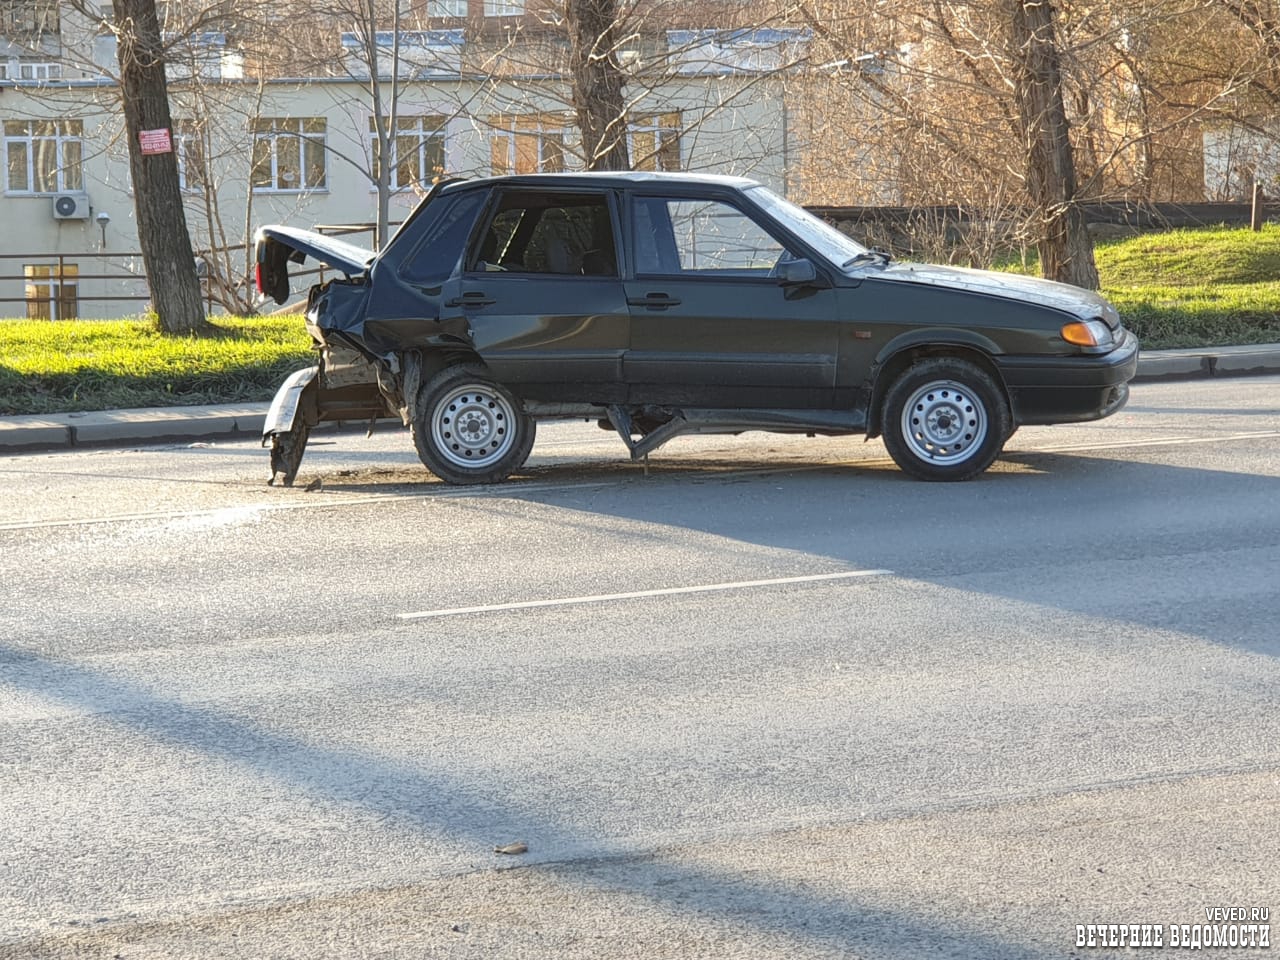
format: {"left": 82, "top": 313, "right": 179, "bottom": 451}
{"left": 1007, "top": 0, "right": 1099, "bottom": 290}
{"left": 115, "top": 0, "right": 206, "bottom": 332}
{"left": 566, "top": 0, "right": 630, "bottom": 171}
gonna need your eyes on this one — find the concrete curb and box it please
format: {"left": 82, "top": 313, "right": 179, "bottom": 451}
{"left": 0, "top": 404, "right": 269, "bottom": 453}
{"left": 1134, "top": 344, "right": 1280, "bottom": 381}
{"left": 2, "top": 345, "right": 1278, "bottom": 454}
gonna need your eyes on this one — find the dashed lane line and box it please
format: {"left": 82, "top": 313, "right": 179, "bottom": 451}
{"left": 398, "top": 569, "right": 894, "bottom": 621}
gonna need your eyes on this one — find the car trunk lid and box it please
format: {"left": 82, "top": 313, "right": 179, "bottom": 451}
{"left": 254, "top": 226, "right": 375, "bottom": 305}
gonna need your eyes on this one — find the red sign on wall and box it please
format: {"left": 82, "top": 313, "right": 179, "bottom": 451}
{"left": 139, "top": 128, "right": 173, "bottom": 155}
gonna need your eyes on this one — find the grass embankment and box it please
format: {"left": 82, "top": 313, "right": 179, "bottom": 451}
{"left": 1002, "top": 223, "right": 1280, "bottom": 348}
{"left": 2, "top": 224, "right": 1278, "bottom": 416}
{"left": 0, "top": 315, "right": 312, "bottom": 416}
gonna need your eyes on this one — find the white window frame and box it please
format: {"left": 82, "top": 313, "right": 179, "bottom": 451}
{"left": 173, "top": 120, "right": 205, "bottom": 193}
{"left": 427, "top": 0, "right": 467, "bottom": 15}
{"left": 484, "top": 0, "right": 524, "bottom": 16}
{"left": 369, "top": 115, "right": 447, "bottom": 191}
{"left": 18, "top": 62, "right": 62, "bottom": 80}
{"left": 250, "top": 117, "right": 327, "bottom": 193}
{"left": 4, "top": 119, "right": 84, "bottom": 194}
{"left": 24, "top": 263, "right": 79, "bottom": 320}
{"left": 628, "top": 113, "right": 682, "bottom": 172}
{"left": 491, "top": 116, "right": 570, "bottom": 175}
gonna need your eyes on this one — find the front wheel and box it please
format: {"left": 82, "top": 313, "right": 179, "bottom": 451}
{"left": 881, "top": 358, "right": 1010, "bottom": 481}
{"left": 411, "top": 363, "right": 535, "bottom": 485}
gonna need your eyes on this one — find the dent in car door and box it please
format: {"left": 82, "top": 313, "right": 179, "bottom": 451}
{"left": 448, "top": 189, "right": 629, "bottom": 403}
{"left": 623, "top": 194, "right": 840, "bottom": 408}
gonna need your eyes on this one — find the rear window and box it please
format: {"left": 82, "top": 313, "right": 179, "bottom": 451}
{"left": 400, "top": 190, "right": 486, "bottom": 284}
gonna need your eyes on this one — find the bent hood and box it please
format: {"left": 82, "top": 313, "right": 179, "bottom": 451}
{"left": 870, "top": 262, "right": 1122, "bottom": 329}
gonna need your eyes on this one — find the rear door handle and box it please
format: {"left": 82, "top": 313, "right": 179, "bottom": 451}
{"left": 627, "top": 293, "right": 682, "bottom": 309}
{"left": 445, "top": 291, "right": 496, "bottom": 308}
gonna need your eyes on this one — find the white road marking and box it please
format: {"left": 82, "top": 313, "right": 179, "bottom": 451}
{"left": 1024, "top": 430, "right": 1280, "bottom": 453}
{"left": 398, "top": 569, "right": 893, "bottom": 621}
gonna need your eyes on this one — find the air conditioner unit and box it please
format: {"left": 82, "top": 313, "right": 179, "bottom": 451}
{"left": 52, "top": 193, "right": 90, "bottom": 220}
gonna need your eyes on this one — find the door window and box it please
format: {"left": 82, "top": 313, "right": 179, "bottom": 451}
{"left": 633, "top": 197, "right": 791, "bottom": 277}
{"left": 470, "top": 192, "right": 618, "bottom": 277}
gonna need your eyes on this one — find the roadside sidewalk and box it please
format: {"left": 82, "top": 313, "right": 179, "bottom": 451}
{"left": 2, "top": 343, "right": 1278, "bottom": 454}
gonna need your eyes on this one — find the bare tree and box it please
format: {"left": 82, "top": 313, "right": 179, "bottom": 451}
{"left": 112, "top": 0, "right": 207, "bottom": 331}
{"left": 1007, "top": 0, "right": 1098, "bottom": 288}
{"left": 566, "top": 0, "right": 629, "bottom": 169}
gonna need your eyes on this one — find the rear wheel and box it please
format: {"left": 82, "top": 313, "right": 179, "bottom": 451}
{"left": 881, "top": 357, "right": 1009, "bottom": 481}
{"left": 412, "top": 363, "right": 535, "bottom": 485}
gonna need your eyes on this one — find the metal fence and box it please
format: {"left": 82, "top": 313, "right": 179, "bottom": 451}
{"left": 0, "top": 250, "right": 226, "bottom": 319}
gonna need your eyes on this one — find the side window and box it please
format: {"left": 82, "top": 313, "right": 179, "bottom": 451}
{"left": 633, "top": 197, "right": 791, "bottom": 276}
{"left": 401, "top": 191, "right": 485, "bottom": 284}
{"left": 470, "top": 192, "right": 618, "bottom": 276}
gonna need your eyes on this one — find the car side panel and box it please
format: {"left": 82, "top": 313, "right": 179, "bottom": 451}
{"left": 449, "top": 275, "right": 629, "bottom": 403}
{"left": 624, "top": 277, "right": 840, "bottom": 407}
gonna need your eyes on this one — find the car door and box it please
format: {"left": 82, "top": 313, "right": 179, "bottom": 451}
{"left": 622, "top": 192, "right": 842, "bottom": 409}
{"left": 441, "top": 187, "right": 629, "bottom": 403}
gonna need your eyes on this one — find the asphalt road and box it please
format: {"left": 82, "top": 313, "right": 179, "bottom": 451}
{"left": 2, "top": 376, "right": 1278, "bottom": 959}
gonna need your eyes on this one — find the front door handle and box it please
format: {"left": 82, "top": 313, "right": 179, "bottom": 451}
{"left": 445, "top": 291, "right": 496, "bottom": 308}
{"left": 627, "top": 293, "right": 682, "bottom": 309}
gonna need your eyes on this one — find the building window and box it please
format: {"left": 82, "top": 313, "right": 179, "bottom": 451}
{"left": 667, "top": 28, "right": 810, "bottom": 75}
{"left": 483, "top": 0, "right": 524, "bottom": 16}
{"left": 427, "top": 0, "right": 467, "bottom": 15}
{"left": 0, "top": 0, "right": 61, "bottom": 37}
{"left": 370, "top": 115, "right": 446, "bottom": 190}
{"left": 250, "top": 118, "right": 326, "bottom": 192}
{"left": 18, "top": 61, "right": 62, "bottom": 79}
{"left": 630, "top": 113, "right": 681, "bottom": 171}
{"left": 24, "top": 263, "right": 78, "bottom": 320}
{"left": 4, "top": 119, "right": 83, "bottom": 194}
{"left": 173, "top": 120, "right": 207, "bottom": 192}
{"left": 339, "top": 30, "right": 463, "bottom": 78}
{"left": 490, "top": 115, "right": 567, "bottom": 175}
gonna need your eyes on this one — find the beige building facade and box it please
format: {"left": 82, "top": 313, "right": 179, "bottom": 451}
{"left": 2, "top": 63, "right": 793, "bottom": 317}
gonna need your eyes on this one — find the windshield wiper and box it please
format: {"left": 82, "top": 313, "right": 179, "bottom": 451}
{"left": 842, "top": 249, "right": 892, "bottom": 268}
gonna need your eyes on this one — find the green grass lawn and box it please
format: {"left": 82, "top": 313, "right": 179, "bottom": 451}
{"left": 1000, "top": 223, "right": 1280, "bottom": 348}
{"left": 2, "top": 223, "right": 1278, "bottom": 416}
{"left": 0, "top": 315, "right": 313, "bottom": 415}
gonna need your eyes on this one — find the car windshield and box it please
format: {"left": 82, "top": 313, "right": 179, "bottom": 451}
{"left": 746, "top": 185, "right": 868, "bottom": 268}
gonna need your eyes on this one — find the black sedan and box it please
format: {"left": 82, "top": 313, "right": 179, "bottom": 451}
{"left": 254, "top": 172, "right": 1137, "bottom": 485}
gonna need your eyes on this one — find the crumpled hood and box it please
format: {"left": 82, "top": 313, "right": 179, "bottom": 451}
{"left": 870, "top": 261, "right": 1122, "bottom": 328}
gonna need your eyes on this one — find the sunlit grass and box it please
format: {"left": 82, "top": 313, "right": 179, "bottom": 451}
{"left": 994, "top": 224, "right": 1280, "bottom": 347}
{"left": 0, "top": 315, "right": 314, "bottom": 415}
{"left": 4, "top": 224, "right": 1280, "bottom": 416}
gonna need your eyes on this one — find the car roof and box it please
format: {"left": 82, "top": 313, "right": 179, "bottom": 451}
{"left": 441, "top": 171, "right": 763, "bottom": 192}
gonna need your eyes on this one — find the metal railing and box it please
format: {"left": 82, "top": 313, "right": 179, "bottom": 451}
{"left": 0, "top": 250, "right": 228, "bottom": 318}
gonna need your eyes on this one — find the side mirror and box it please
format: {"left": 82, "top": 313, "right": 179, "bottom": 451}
{"left": 778, "top": 257, "right": 818, "bottom": 285}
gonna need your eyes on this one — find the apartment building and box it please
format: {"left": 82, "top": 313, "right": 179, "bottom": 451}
{"left": 1, "top": 0, "right": 804, "bottom": 317}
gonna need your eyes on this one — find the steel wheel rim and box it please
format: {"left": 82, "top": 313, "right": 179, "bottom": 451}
{"left": 899, "top": 379, "right": 988, "bottom": 465}
{"left": 431, "top": 384, "right": 516, "bottom": 469}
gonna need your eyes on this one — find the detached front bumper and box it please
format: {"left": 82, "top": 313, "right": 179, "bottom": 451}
{"left": 997, "top": 329, "right": 1139, "bottom": 426}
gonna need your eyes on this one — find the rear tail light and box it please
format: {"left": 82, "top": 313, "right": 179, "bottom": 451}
{"left": 254, "top": 262, "right": 265, "bottom": 295}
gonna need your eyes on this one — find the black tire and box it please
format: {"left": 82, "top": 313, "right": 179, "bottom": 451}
{"left": 881, "top": 357, "right": 1010, "bottom": 481}
{"left": 411, "top": 363, "right": 535, "bottom": 484}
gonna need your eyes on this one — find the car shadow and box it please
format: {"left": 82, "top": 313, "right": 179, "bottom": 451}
{"left": 449, "top": 444, "right": 1280, "bottom": 659}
